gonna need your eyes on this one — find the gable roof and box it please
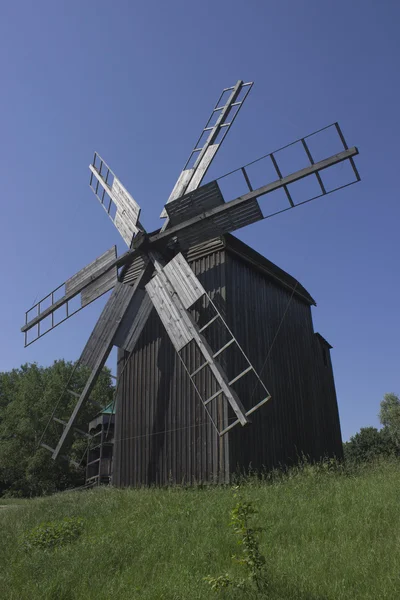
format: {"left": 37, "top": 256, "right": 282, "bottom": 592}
{"left": 222, "top": 234, "right": 316, "bottom": 306}
{"left": 120, "top": 231, "right": 316, "bottom": 306}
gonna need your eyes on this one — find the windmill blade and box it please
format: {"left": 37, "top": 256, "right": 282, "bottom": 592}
{"left": 89, "top": 153, "right": 144, "bottom": 246}
{"left": 151, "top": 123, "right": 360, "bottom": 249}
{"left": 144, "top": 252, "right": 271, "bottom": 433}
{"left": 160, "top": 80, "right": 253, "bottom": 223}
{"left": 21, "top": 246, "right": 118, "bottom": 347}
{"left": 145, "top": 260, "right": 248, "bottom": 428}
{"left": 50, "top": 263, "right": 153, "bottom": 460}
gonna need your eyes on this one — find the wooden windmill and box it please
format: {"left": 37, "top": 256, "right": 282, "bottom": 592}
{"left": 21, "top": 80, "right": 360, "bottom": 469}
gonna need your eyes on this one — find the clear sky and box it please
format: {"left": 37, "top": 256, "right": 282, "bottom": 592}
{"left": 0, "top": 0, "right": 399, "bottom": 442}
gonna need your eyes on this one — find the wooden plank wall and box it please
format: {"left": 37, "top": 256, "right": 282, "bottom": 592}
{"left": 224, "top": 252, "right": 343, "bottom": 474}
{"left": 113, "top": 247, "right": 229, "bottom": 486}
{"left": 311, "top": 336, "right": 343, "bottom": 460}
{"left": 113, "top": 238, "right": 342, "bottom": 486}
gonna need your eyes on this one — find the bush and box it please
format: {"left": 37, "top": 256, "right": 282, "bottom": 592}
{"left": 343, "top": 426, "right": 396, "bottom": 463}
{"left": 205, "top": 488, "right": 268, "bottom": 594}
{"left": 21, "top": 516, "right": 84, "bottom": 552}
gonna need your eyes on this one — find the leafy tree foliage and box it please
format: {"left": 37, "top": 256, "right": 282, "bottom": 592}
{"left": 0, "top": 360, "right": 114, "bottom": 497}
{"left": 343, "top": 426, "right": 396, "bottom": 463}
{"left": 379, "top": 393, "right": 400, "bottom": 447}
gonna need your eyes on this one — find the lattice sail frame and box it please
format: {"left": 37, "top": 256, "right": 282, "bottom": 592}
{"left": 153, "top": 122, "right": 359, "bottom": 249}
{"left": 89, "top": 153, "right": 143, "bottom": 246}
{"left": 146, "top": 252, "right": 271, "bottom": 436}
{"left": 216, "top": 122, "right": 360, "bottom": 221}
{"left": 21, "top": 246, "right": 118, "bottom": 347}
{"left": 160, "top": 80, "right": 253, "bottom": 223}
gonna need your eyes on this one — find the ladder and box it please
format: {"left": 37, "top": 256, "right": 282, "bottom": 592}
{"left": 183, "top": 81, "right": 254, "bottom": 174}
{"left": 178, "top": 295, "right": 271, "bottom": 436}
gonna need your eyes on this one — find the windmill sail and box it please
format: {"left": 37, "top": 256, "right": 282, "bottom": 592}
{"left": 152, "top": 123, "right": 360, "bottom": 249}
{"left": 160, "top": 80, "right": 253, "bottom": 223}
{"left": 21, "top": 246, "right": 118, "bottom": 347}
{"left": 50, "top": 267, "right": 151, "bottom": 460}
{"left": 89, "top": 153, "right": 143, "bottom": 246}
{"left": 145, "top": 252, "right": 271, "bottom": 435}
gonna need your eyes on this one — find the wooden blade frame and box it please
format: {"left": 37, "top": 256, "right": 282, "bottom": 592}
{"left": 151, "top": 123, "right": 360, "bottom": 249}
{"left": 89, "top": 153, "right": 143, "bottom": 246}
{"left": 146, "top": 252, "right": 271, "bottom": 435}
{"left": 160, "top": 80, "right": 253, "bottom": 224}
{"left": 50, "top": 264, "right": 152, "bottom": 460}
{"left": 21, "top": 247, "right": 118, "bottom": 347}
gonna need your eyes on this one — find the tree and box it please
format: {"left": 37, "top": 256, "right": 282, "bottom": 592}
{"left": 379, "top": 393, "right": 400, "bottom": 447}
{"left": 0, "top": 360, "right": 114, "bottom": 497}
{"left": 343, "top": 426, "right": 396, "bottom": 463}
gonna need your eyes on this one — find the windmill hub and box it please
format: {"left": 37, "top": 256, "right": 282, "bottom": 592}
{"left": 130, "top": 230, "right": 150, "bottom": 252}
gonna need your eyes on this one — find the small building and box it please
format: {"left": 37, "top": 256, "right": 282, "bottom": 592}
{"left": 86, "top": 403, "right": 115, "bottom": 486}
{"left": 112, "top": 234, "right": 342, "bottom": 487}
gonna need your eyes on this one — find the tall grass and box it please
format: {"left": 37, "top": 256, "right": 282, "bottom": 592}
{"left": 0, "top": 458, "right": 399, "bottom": 599}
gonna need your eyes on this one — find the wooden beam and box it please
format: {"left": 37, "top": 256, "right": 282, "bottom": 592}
{"left": 21, "top": 247, "right": 141, "bottom": 334}
{"left": 113, "top": 262, "right": 155, "bottom": 352}
{"left": 147, "top": 251, "right": 248, "bottom": 426}
{"left": 151, "top": 147, "right": 359, "bottom": 246}
{"left": 52, "top": 272, "right": 148, "bottom": 460}
{"left": 160, "top": 80, "right": 252, "bottom": 225}
{"left": 89, "top": 164, "right": 142, "bottom": 246}
{"left": 22, "top": 247, "right": 117, "bottom": 333}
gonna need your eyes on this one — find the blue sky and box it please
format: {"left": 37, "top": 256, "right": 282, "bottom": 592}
{"left": 0, "top": 0, "right": 399, "bottom": 441}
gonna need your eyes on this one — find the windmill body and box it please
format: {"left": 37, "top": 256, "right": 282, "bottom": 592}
{"left": 114, "top": 234, "right": 342, "bottom": 486}
{"left": 21, "top": 80, "right": 360, "bottom": 484}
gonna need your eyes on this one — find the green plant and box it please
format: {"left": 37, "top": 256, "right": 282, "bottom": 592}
{"left": 21, "top": 516, "right": 84, "bottom": 552}
{"left": 205, "top": 487, "right": 267, "bottom": 594}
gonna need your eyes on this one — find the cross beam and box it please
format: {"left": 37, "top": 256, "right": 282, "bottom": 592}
{"left": 150, "top": 147, "right": 359, "bottom": 247}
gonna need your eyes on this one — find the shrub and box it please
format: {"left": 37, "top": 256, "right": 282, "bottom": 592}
{"left": 21, "top": 516, "right": 84, "bottom": 552}
{"left": 343, "top": 427, "right": 396, "bottom": 463}
{"left": 205, "top": 488, "right": 268, "bottom": 594}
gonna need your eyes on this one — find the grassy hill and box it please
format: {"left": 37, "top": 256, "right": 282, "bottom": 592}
{"left": 1, "top": 459, "right": 399, "bottom": 600}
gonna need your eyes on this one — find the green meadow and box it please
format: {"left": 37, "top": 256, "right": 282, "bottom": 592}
{"left": 1, "top": 459, "right": 399, "bottom": 600}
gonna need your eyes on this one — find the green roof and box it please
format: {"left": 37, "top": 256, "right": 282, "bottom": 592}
{"left": 101, "top": 402, "right": 115, "bottom": 415}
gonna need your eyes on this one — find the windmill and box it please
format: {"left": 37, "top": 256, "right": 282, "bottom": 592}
{"left": 21, "top": 80, "right": 360, "bottom": 465}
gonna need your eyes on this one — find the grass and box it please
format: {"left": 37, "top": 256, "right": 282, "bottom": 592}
{"left": 0, "top": 498, "right": 29, "bottom": 506}
{"left": 0, "top": 458, "right": 399, "bottom": 599}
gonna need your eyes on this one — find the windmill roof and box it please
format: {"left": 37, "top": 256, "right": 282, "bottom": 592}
{"left": 222, "top": 234, "right": 316, "bottom": 306}
{"left": 121, "top": 230, "right": 316, "bottom": 306}
{"left": 315, "top": 332, "right": 333, "bottom": 348}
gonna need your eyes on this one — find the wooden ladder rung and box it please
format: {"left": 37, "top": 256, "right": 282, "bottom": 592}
{"left": 204, "top": 389, "right": 224, "bottom": 406}
{"left": 199, "top": 314, "right": 219, "bottom": 333}
{"left": 41, "top": 442, "right": 80, "bottom": 467}
{"left": 41, "top": 442, "right": 55, "bottom": 453}
{"left": 229, "top": 366, "right": 253, "bottom": 386}
{"left": 219, "top": 419, "right": 241, "bottom": 436}
{"left": 53, "top": 416, "right": 91, "bottom": 439}
{"left": 218, "top": 395, "right": 272, "bottom": 437}
{"left": 190, "top": 361, "right": 209, "bottom": 378}
{"left": 68, "top": 388, "right": 99, "bottom": 409}
{"left": 245, "top": 395, "right": 272, "bottom": 417}
{"left": 213, "top": 338, "right": 235, "bottom": 358}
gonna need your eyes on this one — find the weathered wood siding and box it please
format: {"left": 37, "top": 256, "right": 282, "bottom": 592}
{"left": 113, "top": 237, "right": 342, "bottom": 486}
{"left": 224, "top": 252, "right": 343, "bottom": 475}
{"left": 311, "top": 335, "right": 343, "bottom": 460}
{"left": 113, "top": 242, "right": 229, "bottom": 486}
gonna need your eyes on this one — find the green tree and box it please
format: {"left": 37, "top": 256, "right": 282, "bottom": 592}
{"left": 379, "top": 393, "right": 400, "bottom": 447}
{"left": 0, "top": 360, "right": 114, "bottom": 497}
{"left": 343, "top": 426, "right": 396, "bottom": 463}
